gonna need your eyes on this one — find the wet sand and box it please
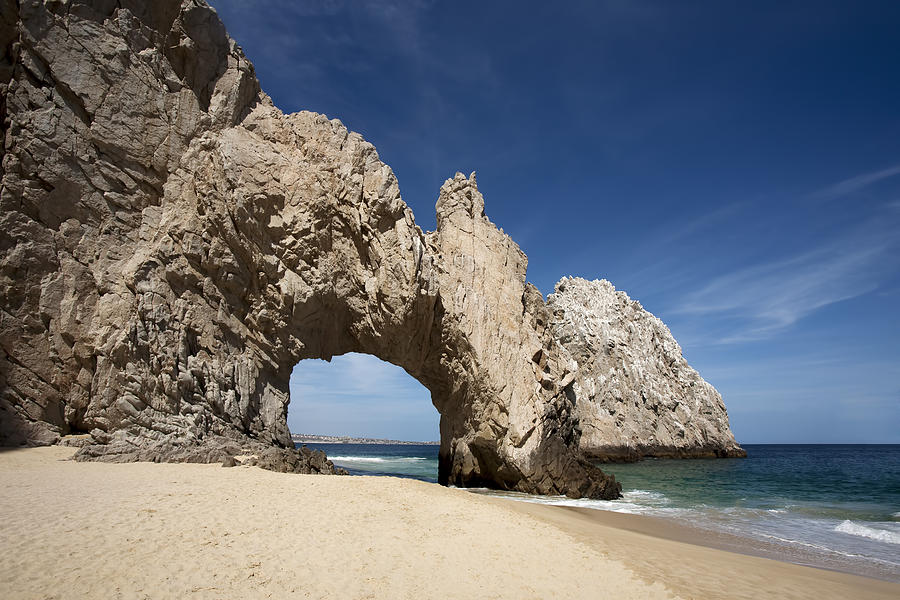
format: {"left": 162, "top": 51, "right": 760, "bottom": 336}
{"left": 503, "top": 500, "right": 900, "bottom": 600}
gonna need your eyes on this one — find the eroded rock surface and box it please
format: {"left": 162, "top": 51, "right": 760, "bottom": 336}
{"left": 0, "top": 0, "right": 740, "bottom": 499}
{"left": 549, "top": 278, "right": 745, "bottom": 461}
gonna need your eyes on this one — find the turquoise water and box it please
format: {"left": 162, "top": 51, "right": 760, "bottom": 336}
{"left": 601, "top": 444, "right": 899, "bottom": 522}
{"left": 594, "top": 445, "right": 900, "bottom": 581}
{"left": 302, "top": 443, "right": 900, "bottom": 582}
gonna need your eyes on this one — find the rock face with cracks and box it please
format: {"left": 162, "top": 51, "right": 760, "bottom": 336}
{"left": 548, "top": 278, "right": 745, "bottom": 461}
{"left": 0, "top": 0, "right": 741, "bottom": 499}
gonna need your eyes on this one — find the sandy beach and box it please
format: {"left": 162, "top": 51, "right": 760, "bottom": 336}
{"left": 1, "top": 447, "right": 897, "bottom": 600}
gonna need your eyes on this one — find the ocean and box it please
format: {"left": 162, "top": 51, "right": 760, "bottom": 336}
{"left": 300, "top": 442, "right": 900, "bottom": 582}
{"left": 302, "top": 442, "right": 441, "bottom": 483}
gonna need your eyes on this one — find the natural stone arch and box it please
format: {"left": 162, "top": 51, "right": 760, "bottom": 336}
{"left": 0, "top": 0, "right": 617, "bottom": 497}
{"left": 144, "top": 106, "right": 613, "bottom": 497}
{"left": 0, "top": 0, "right": 742, "bottom": 500}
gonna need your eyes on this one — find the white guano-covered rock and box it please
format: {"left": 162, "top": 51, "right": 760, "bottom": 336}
{"left": 548, "top": 277, "right": 745, "bottom": 460}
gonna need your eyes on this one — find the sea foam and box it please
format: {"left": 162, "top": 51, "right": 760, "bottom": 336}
{"left": 622, "top": 489, "right": 670, "bottom": 503}
{"left": 328, "top": 456, "right": 427, "bottom": 463}
{"left": 834, "top": 520, "right": 900, "bottom": 545}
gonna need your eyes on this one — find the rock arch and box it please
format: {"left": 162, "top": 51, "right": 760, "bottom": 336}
{"left": 0, "top": 0, "right": 741, "bottom": 500}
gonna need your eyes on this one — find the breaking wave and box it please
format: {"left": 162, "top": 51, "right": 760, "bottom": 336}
{"left": 834, "top": 520, "right": 900, "bottom": 545}
{"left": 328, "top": 456, "right": 428, "bottom": 463}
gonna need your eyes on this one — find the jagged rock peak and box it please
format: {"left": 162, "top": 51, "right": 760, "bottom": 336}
{"left": 436, "top": 171, "right": 486, "bottom": 225}
{"left": 548, "top": 277, "right": 745, "bottom": 461}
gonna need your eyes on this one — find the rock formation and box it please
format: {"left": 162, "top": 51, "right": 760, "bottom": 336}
{"left": 549, "top": 278, "right": 745, "bottom": 461}
{"left": 0, "top": 0, "right": 741, "bottom": 499}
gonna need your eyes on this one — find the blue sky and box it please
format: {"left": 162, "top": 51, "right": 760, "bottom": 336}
{"left": 210, "top": 1, "right": 900, "bottom": 443}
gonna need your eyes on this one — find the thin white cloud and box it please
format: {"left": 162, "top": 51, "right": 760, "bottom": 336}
{"left": 673, "top": 221, "right": 898, "bottom": 342}
{"left": 564, "top": 202, "right": 748, "bottom": 302}
{"left": 809, "top": 163, "right": 900, "bottom": 201}
{"left": 287, "top": 353, "right": 438, "bottom": 439}
{"left": 651, "top": 202, "right": 746, "bottom": 248}
{"left": 290, "top": 353, "right": 428, "bottom": 402}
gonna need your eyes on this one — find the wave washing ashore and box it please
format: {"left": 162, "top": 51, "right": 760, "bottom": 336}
{"left": 304, "top": 443, "right": 900, "bottom": 583}
{"left": 302, "top": 442, "right": 442, "bottom": 482}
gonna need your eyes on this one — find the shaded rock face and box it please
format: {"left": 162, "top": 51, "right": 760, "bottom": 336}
{"left": 549, "top": 278, "right": 745, "bottom": 461}
{"left": 0, "top": 0, "right": 740, "bottom": 498}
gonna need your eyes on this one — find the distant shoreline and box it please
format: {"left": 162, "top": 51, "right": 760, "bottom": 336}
{"left": 291, "top": 434, "right": 439, "bottom": 446}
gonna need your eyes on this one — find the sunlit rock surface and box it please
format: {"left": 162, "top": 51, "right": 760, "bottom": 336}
{"left": 0, "top": 0, "right": 741, "bottom": 498}
{"left": 549, "top": 277, "right": 744, "bottom": 461}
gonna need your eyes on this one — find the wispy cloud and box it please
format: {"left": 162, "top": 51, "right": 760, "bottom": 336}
{"left": 288, "top": 353, "right": 437, "bottom": 439}
{"left": 809, "top": 163, "right": 900, "bottom": 201}
{"left": 673, "top": 219, "right": 898, "bottom": 343}
{"left": 704, "top": 353, "right": 900, "bottom": 443}
{"left": 290, "top": 353, "right": 427, "bottom": 403}
{"left": 563, "top": 202, "right": 749, "bottom": 307}
{"left": 653, "top": 202, "right": 747, "bottom": 248}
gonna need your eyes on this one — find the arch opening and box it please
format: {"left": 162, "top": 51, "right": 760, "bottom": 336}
{"left": 288, "top": 353, "right": 441, "bottom": 481}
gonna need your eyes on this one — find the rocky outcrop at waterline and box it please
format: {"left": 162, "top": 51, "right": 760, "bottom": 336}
{"left": 549, "top": 278, "right": 746, "bottom": 462}
{"left": 0, "top": 0, "right": 741, "bottom": 499}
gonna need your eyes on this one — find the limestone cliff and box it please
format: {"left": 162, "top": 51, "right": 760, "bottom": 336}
{"left": 0, "top": 0, "right": 741, "bottom": 499}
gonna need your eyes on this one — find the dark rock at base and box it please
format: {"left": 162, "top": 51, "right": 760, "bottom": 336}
{"left": 250, "top": 445, "right": 345, "bottom": 475}
{"left": 71, "top": 431, "right": 345, "bottom": 475}
{"left": 586, "top": 444, "right": 749, "bottom": 463}
{"left": 57, "top": 434, "right": 94, "bottom": 448}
